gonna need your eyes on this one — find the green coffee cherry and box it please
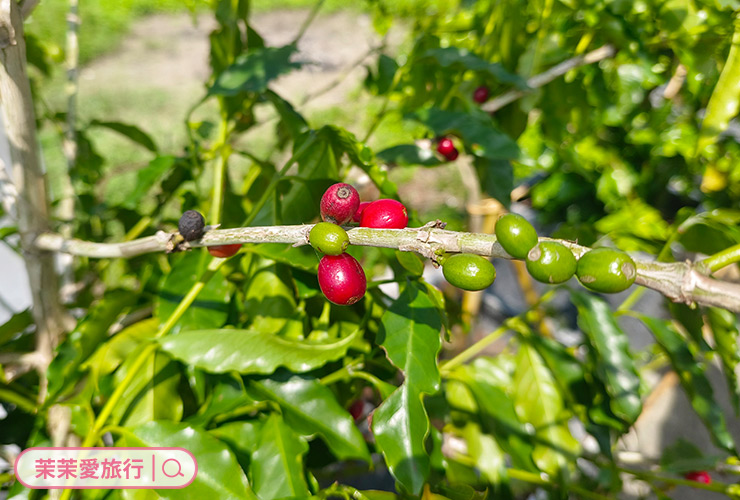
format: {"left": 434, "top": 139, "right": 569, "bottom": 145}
{"left": 526, "top": 242, "right": 576, "bottom": 284}
{"left": 576, "top": 247, "right": 636, "bottom": 293}
{"left": 442, "top": 253, "right": 496, "bottom": 291}
{"left": 495, "top": 213, "right": 538, "bottom": 259}
{"left": 309, "top": 222, "right": 349, "bottom": 255}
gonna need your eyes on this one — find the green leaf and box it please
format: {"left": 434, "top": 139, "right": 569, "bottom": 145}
{"left": 410, "top": 108, "right": 520, "bottom": 160}
{"left": 89, "top": 120, "right": 158, "bottom": 152}
{"left": 372, "top": 282, "right": 442, "bottom": 494}
{"left": 157, "top": 251, "right": 230, "bottom": 334}
{"left": 572, "top": 292, "right": 642, "bottom": 424}
{"left": 512, "top": 343, "right": 580, "bottom": 476}
{"left": 82, "top": 317, "right": 159, "bottom": 386}
{"left": 461, "top": 422, "right": 511, "bottom": 496}
{"left": 697, "top": 19, "right": 740, "bottom": 154}
{"left": 365, "top": 53, "right": 399, "bottom": 95}
{"left": 250, "top": 413, "right": 310, "bottom": 500}
{"left": 160, "top": 326, "right": 362, "bottom": 375}
{"left": 188, "top": 377, "right": 254, "bottom": 427}
{"left": 377, "top": 144, "right": 443, "bottom": 167}
{"left": 395, "top": 251, "right": 425, "bottom": 277}
{"left": 263, "top": 90, "right": 309, "bottom": 140}
{"left": 209, "top": 44, "right": 301, "bottom": 96}
{"left": 119, "top": 421, "right": 257, "bottom": 500}
{"left": 0, "top": 309, "right": 32, "bottom": 348}
{"left": 105, "top": 156, "right": 177, "bottom": 210}
{"left": 475, "top": 156, "right": 513, "bottom": 207}
{"left": 209, "top": 420, "right": 262, "bottom": 456}
{"left": 250, "top": 374, "right": 370, "bottom": 462}
{"left": 660, "top": 438, "right": 722, "bottom": 474}
{"left": 420, "top": 47, "right": 527, "bottom": 88}
{"left": 244, "top": 261, "right": 301, "bottom": 334}
{"left": 707, "top": 307, "right": 740, "bottom": 413}
{"left": 638, "top": 314, "right": 736, "bottom": 453}
{"left": 111, "top": 346, "right": 182, "bottom": 427}
{"left": 451, "top": 362, "right": 537, "bottom": 471}
{"left": 47, "top": 290, "right": 134, "bottom": 398}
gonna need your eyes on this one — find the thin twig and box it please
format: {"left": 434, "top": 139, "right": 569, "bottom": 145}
{"left": 482, "top": 44, "right": 616, "bottom": 113}
{"left": 32, "top": 224, "right": 740, "bottom": 313}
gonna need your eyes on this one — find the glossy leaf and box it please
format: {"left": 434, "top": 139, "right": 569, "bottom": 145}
{"left": 209, "top": 44, "right": 300, "bottom": 96}
{"left": 250, "top": 413, "right": 310, "bottom": 500}
{"left": 707, "top": 307, "right": 740, "bottom": 413}
{"left": 697, "top": 20, "right": 740, "bottom": 155}
{"left": 572, "top": 292, "right": 642, "bottom": 424}
{"left": 250, "top": 374, "right": 370, "bottom": 462}
{"left": 157, "top": 251, "right": 230, "bottom": 334}
{"left": 89, "top": 120, "right": 158, "bottom": 152}
{"left": 372, "top": 283, "right": 442, "bottom": 494}
{"left": 244, "top": 243, "right": 317, "bottom": 272}
{"left": 159, "top": 326, "right": 361, "bottom": 374}
{"left": 513, "top": 343, "right": 580, "bottom": 476}
{"left": 209, "top": 420, "right": 262, "bottom": 456}
{"left": 119, "top": 421, "right": 257, "bottom": 500}
{"left": 188, "top": 377, "right": 254, "bottom": 427}
{"left": 47, "top": 290, "right": 134, "bottom": 397}
{"left": 639, "top": 314, "right": 736, "bottom": 453}
{"left": 111, "top": 345, "right": 182, "bottom": 427}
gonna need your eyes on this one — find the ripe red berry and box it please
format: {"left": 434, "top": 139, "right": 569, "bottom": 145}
{"left": 473, "top": 85, "right": 489, "bottom": 103}
{"left": 207, "top": 244, "right": 242, "bottom": 258}
{"left": 444, "top": 147, "right": 459, "bottom": 161}
{"left": 318, "top": 253, "right": 367, "bottom": 306}
{"left": 320, "top": 183, "right": 360, "bottom": 225}
{"left": 685, "top": 471, "right": 711, "bottom": 484}
{"left": 353, "top": 201, "right": 371, "bottom": 223}
{"left": 349, "top": 400, "right": 364, "bottom": 420}
{"left": 360, "top": 199, "right": 408, "bottom": 229}
{"left": 436, "top": 138, "right": 455, "bottom": 157}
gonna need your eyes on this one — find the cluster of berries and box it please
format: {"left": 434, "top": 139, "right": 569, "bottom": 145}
{"left": 177, "top": 209, "right": 242, "bottom": 258}
{"left": 310, "top": 183, "right": 409, "bottom": 306}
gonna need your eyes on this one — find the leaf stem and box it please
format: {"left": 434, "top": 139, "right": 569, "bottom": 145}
{"left": 0, "top": 385, "right": 37, "bottom": 413}
{"left": 617, "top": 465, "right": 736, "bottom": 495}
{"left": 440, "top": 289, "right": 558, "bottom": 373}
{"left": 703, "top": 242, "right": 740, "bottom": 274}
{"left": 211, "top": 107, "right": 231, "bottom": 226}
{"left": 506, "top": 468, "right": 612, "bottom": 500}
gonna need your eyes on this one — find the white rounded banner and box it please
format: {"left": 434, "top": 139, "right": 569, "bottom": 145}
{"left": 15, "top": 447, "right": 197, "bottom": 489}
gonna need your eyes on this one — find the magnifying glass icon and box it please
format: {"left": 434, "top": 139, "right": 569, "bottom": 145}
{"left": 162, "top": 458, "right": 184, "bottom": 478}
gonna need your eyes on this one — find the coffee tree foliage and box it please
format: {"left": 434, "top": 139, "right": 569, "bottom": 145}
{"left": 2, "top": 0, "right": 740, "bottom": 498}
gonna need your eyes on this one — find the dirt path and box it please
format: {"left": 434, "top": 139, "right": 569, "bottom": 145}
{"left": 78, "top": 9, "right": 385, "bottom": 130}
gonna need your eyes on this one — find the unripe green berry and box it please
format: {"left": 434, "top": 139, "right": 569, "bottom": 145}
{"left": 309, "top": 222, "right": 350, "bottom": 255}
{"left": 576, "top": 247, "right": 636, "bottom": 293}
{"left": 495, "top": 213, "right": 538, "bottom": 259}
{"left": 526, "top": 242, "right": 576, "bottom": 284}
{"left": 442, "top": 253, "right": 496, "bottom": 291}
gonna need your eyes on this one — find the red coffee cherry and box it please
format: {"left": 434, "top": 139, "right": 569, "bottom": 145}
{"left": 353, "top": 201, "right": 371, "bottom": 223}
{"left": 208, "top": 244, "right": 242, "bottom": 258}
{"left": 320, "top": 183, "right": 360, "bottom": 225}
{"left": 349, "top": 399, "right": 365, "bottom": 420}
{"left": 444, "top": 147, "right": 459, "bottom": 161}
{"left": 436, "top": 138, "right": 455, "bottom": 157}
{"left": 360, "top": 199, "right": 408, "bottom": 229}
{"left": 473, "top": 86, "right": 489, "bottom": 103}
{"left": 685, "top": 471, "right": 711, "bottom": 484}
{"left": 318, "top": 253, "right": 367, "bottom": 306}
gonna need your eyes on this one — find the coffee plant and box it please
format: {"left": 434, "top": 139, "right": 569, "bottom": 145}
{"left": 2, "top": 0, "right": 740, "bottom": 498}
